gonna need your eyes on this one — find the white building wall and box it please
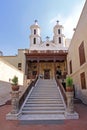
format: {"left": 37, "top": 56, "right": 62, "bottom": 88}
{"left": 0, "top": 58, "right": 24, "bottom": 85}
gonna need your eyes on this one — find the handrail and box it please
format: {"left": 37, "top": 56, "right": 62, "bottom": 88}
{"left": 55, "top": 77, "right": 67, "bottom": 105}
{"left": 19, "top": 76, "right": 38, "bottom": 109}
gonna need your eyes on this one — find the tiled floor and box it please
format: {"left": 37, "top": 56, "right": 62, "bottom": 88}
{"left": 0, "top": 103, "right": 87, "bottom": 130}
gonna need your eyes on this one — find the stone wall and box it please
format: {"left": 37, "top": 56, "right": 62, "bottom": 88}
{"left": 67, "top": 1, "right": 87, "bottom": 104}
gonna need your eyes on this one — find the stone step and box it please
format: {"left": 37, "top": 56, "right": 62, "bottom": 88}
{"left": 25, "top": 100, "right": 63, "bottom": 104}
{"left": 22, "top": 110, "right": 65, "bottom": 114}
{"left": 31, "top": 91, "right": 60, "bottom": 93}
{"left": 30, "top": 94, "right": 61, "bottom": 97}
{"left": 33, "top": 88, "right": 58, "bottom": 90}
{"left": 31, "top": 93, "right": 60, "bottom": 95}
{"left": 24, "top": 103, "right": 64, "bottom": 107}
{"left": 19, "top": 113, "right": 65, "bottom": 120}
{"left": 20, "top": 79, "right": 66, "bottom": 121}
{"left": 30, "top": 96, "right": 61, "bottom": 99}
{"left": 22, "top": 106, "right": 65, "bottom": 110}
{"left": 27, "top": 98, "right": 62, "bottom": 101}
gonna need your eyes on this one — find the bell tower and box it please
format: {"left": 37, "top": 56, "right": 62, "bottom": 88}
{"left": 30, "top": 20, "right": 41, "bottom": 47}
{"left": 53, "top": 21, "right": 65, "bottom": 47}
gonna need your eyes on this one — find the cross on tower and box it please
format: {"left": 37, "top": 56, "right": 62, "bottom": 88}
{"left": 34, "top": 20, "right": 38, "bottom": 23}
{"left": 56, "top": 20, "right": 59, "bottom": 24}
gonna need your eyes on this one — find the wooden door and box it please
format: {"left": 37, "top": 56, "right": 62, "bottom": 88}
{"left": 44, "top": 69, "right": 50, "bottom": 79}
{"left": 80, "top": 72, "right": 86, "bottom": 89}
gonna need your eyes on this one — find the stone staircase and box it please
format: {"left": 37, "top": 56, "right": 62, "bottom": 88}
{"left": 19, "top": 79, "right": 66, "bottom": 120}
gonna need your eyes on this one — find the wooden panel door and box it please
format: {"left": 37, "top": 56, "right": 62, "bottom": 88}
{"left": 44, "top": 69, "right": 50, "bottom": 79}
{"left": 80, "top": 72, "right": 86, "bottom": 89}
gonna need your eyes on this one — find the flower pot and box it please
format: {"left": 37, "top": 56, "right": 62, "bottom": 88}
{"left": 66, "top": 87, "right": 73, "bottom": 92}
{"left": 12, "top": 85, "right": 19, "bottom": 91}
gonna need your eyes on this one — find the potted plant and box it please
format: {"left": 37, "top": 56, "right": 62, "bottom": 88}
{"left": 66, "top": 76, "right": 73, "bottom": 92}
{"left": 11, "top": 76, "right": 19, "bottom": 91}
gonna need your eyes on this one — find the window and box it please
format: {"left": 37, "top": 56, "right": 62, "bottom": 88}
{"left": 79, "top": 41, "right": 86, "bottom": 66}
{"left": 33, "top": 38, "right": 36, "bottom": 44}
{"left": 80, "top": 72, "right": 86, "bottom": 89}
{"left": 34, "top": 29, "right": 36, "bottom": 34}
{"left": 58, "top": 29, "right": 60, "bottom": 34}
{"left": 46, "top": 44, "right": 49, "bottom": 46}
{"left": 18, "top": 63, "right": 22, "bottom": 70}
{"left": 59, "top": 37, "right": 61, "bottom": 43}
{"left": 69, "top": 60, "right": 72, "bottom": 74}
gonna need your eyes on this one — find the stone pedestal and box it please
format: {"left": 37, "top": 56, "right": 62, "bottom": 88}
{"left": 6, "top": 91, "right": 20, "bottom": 120}
{"left": 66, "top": 92, "right": 74, "bottom": 113}
{"left": 65, "top": 92, "right": 79, "bottom": 119}
{"left": 11, "top": 91, "right": 19, "bottom": 114}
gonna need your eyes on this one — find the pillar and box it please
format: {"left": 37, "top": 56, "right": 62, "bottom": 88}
{"left": 11, "top": 91, "right": 20, "bottom": 114}
{"left": 54, "top": 58, "right": 56, "bottom": 78}
{"left": 66, "top": 92, "right": 74, "bottom": 113}
{"left": 37, "top": 59, "right": 40, "bottom": 77}
{"left": 65, "top": 92, "right": 79, "bottom": 119}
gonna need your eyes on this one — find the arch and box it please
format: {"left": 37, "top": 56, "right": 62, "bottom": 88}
{"left": 59, "top": 37, "right": 61, "bottom": 43}
{"left": 34, "top": 29, "right": 36, "bottom": 34}
{"left": 33, "top": 38, "right": 36, "bottom": 44}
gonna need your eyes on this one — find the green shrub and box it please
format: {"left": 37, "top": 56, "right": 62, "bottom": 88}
{"left": 66, "top": 76, "right": 73, "bottom": 87}
{"left": 12, "top": 76, "right": 18, "bottom": 85}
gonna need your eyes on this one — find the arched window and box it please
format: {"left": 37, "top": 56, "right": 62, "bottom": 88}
{"left": 59, "top": 37, "right": 61, "bottom": 43}
{"left": 33, "top": 38, "right": 36, "bottom": 44}
{"left": 34, "top": 29, "right": 36, "bottom": 34}
{"left": 58, "top": 29, "right": 60, "bottom": 34}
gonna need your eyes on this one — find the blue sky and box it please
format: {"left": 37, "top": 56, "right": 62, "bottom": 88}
{"left": 0, "top": 0, "right": 86, "bottom": 55}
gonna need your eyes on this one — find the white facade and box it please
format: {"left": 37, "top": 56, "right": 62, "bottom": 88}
{"left": 30, "top": 20, "right": 41, "bottom": 48}
{"left": 0, "top": 58, "right": 23, "bottom": 85}
{"left": 29, "top": 20, "right": 70, "bottom": 51}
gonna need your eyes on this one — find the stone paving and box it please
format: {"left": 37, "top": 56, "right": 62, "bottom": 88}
{"left": 0, "top": 103, "right": 87, "bottom": 130}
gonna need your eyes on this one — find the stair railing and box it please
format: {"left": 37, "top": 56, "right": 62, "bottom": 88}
{"left": 19, "top": 76, "right": 38, "bottom": 109}
{"left": 55, "top": 76, "right": 67, "bottom": 105}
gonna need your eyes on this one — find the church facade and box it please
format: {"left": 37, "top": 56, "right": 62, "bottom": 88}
{"left": 25, "top": 20, "right": 68, "bottom": 80}
{"left": 0, "top": 0, "right": 87, "bottom": 104}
